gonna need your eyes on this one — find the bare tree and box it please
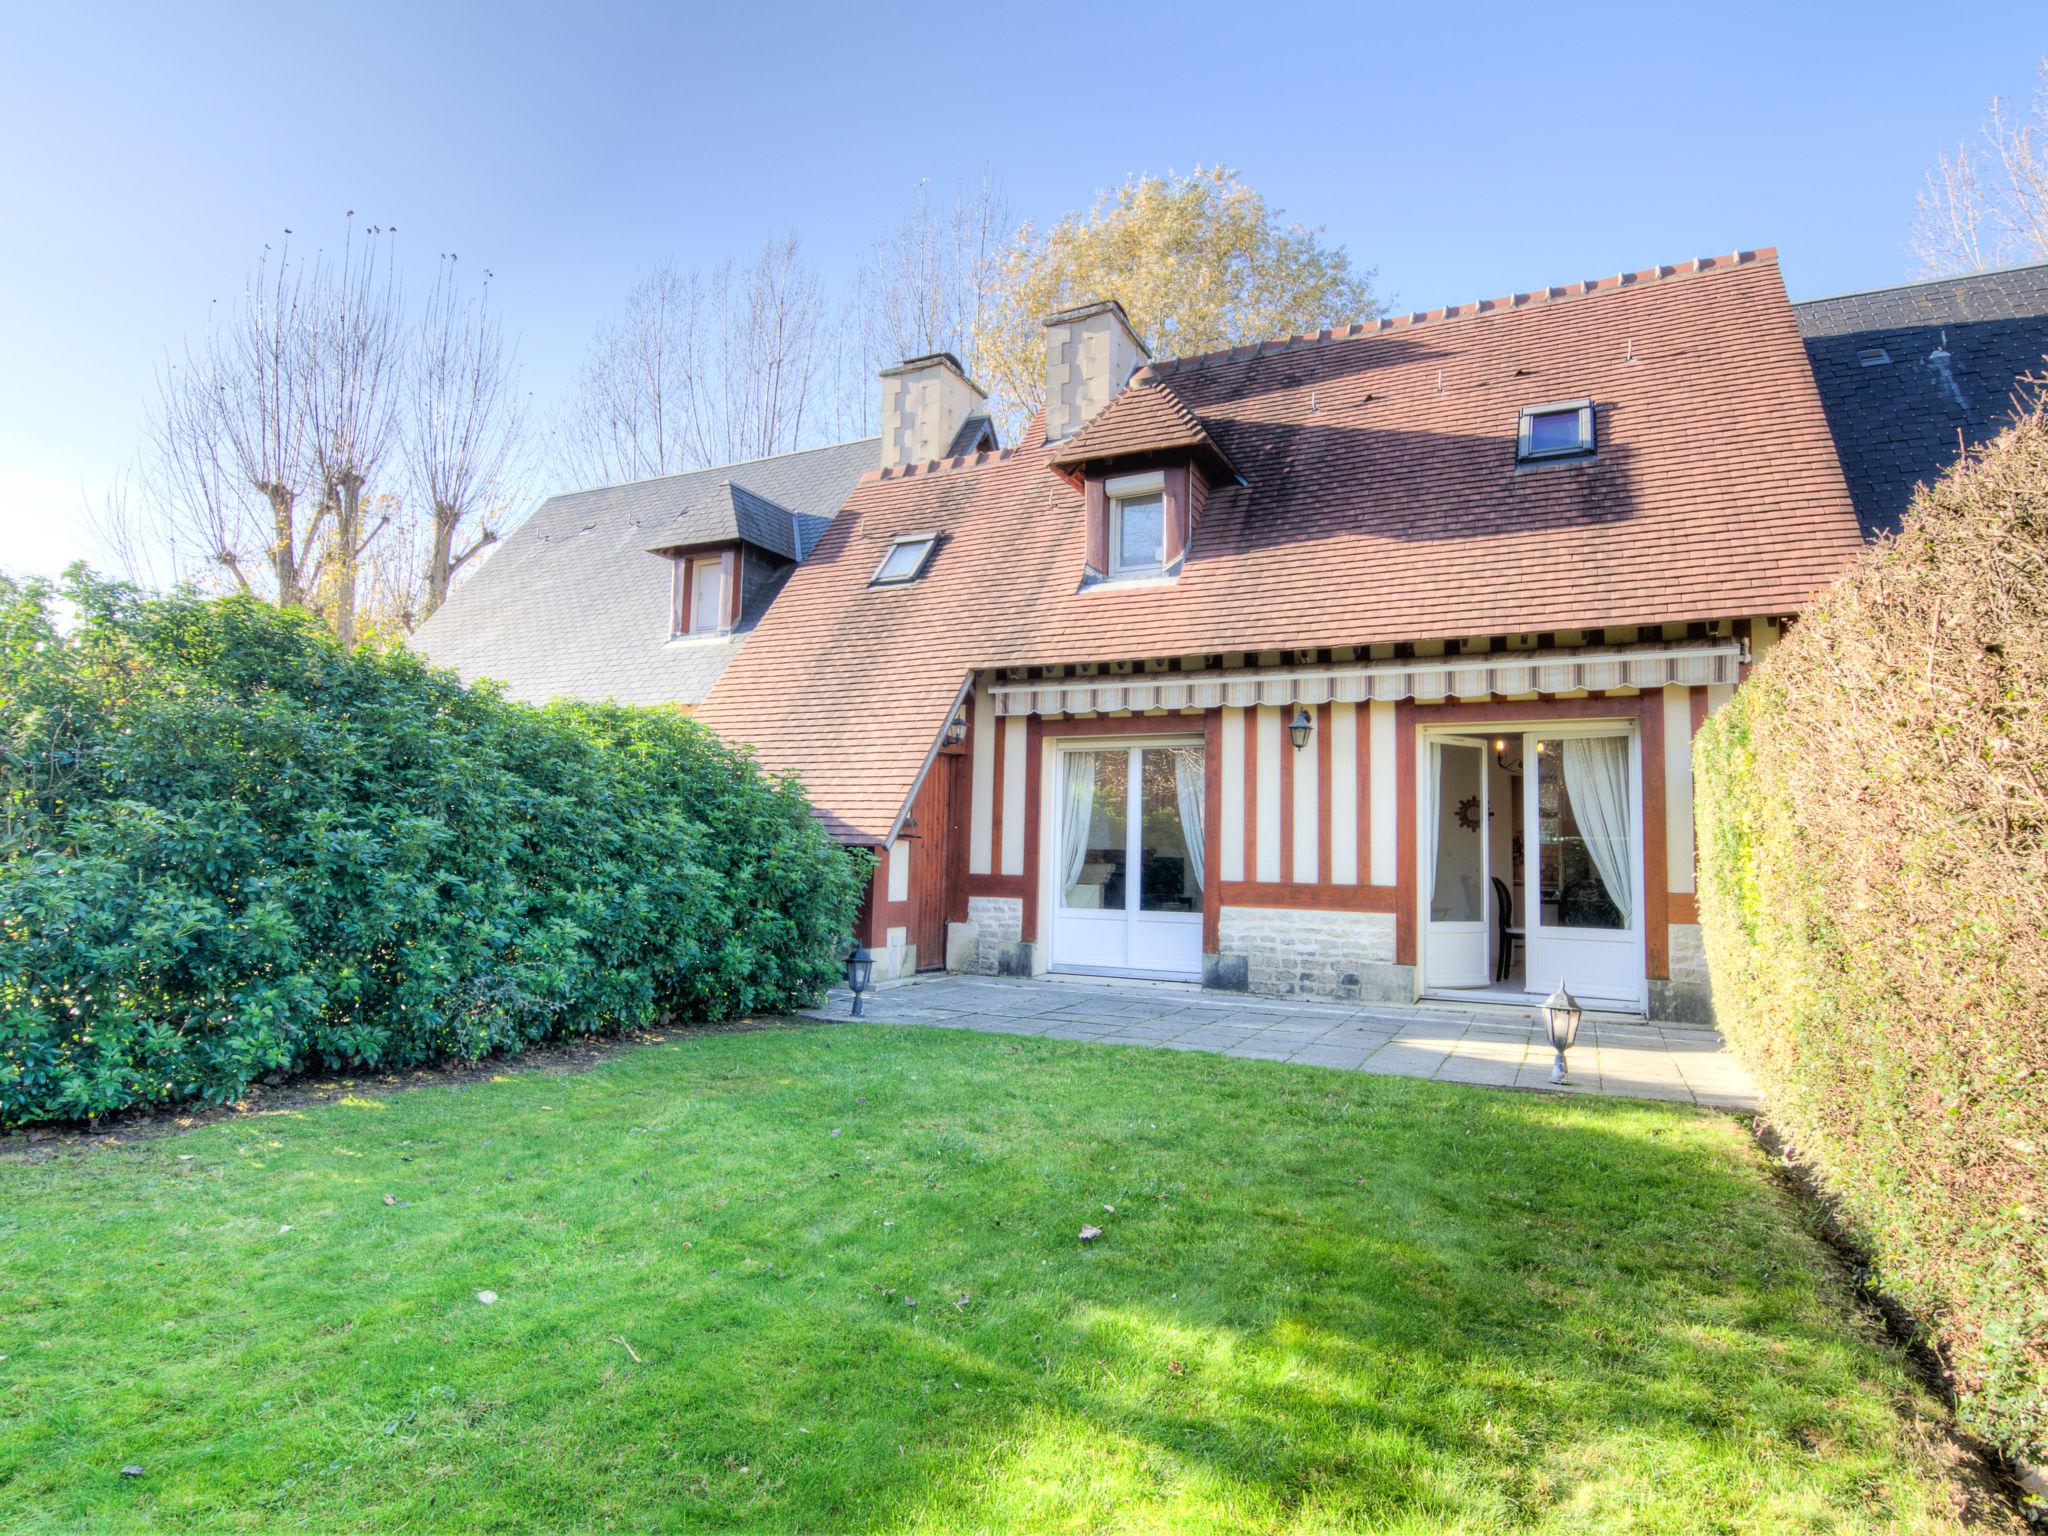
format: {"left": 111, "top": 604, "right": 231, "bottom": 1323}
{"left": 1912, "top": 58, "right": 2048, "bottom": 276}
{"left": 554, "top": 260, "right": 692, "bottom": 486}
{"left": 301, "top": 217, "right": 403, "bottom": 647}
{"left": 856, "top": 173, "right": 1011, "bottom": 385}
{"left": 553, "top": 234, "right": 839, "bottom": 485}
{"left": 145, "top": 240, "right": 323, "bottom": 602}
{"left": 408, "top": 255, "right": 528, "bottom": 621}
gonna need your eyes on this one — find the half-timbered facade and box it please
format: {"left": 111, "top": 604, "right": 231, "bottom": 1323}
{"left": 697, "top": 252, "right": 1864, "bottom": 1021}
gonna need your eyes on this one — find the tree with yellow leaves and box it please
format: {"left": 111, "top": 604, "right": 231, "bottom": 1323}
{"left": 972, "top": 167, "right": 1379, "bottom": 435}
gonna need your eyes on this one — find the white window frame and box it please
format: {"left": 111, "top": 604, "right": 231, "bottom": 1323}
{"left": 1105, "top": 469, "right": 1168, "bottom": 578}
{"left": 871, "top": 531, "right": 938, "bottom": 586}
{"left": 1516, "top": 399, "right": 1596, "bottom": 463}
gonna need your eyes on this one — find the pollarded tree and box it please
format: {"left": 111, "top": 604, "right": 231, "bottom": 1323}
{"left": 972, "top": 167, "right": 1380, "bottom": 436}
{"left": 146, "top": 240, "right": 323, "bottom": 606}
{"left": 408, "top": 255, "right": 529, "bottom": 622}
{"left": 301, "top": 218, "right": 403, "bottom": 647}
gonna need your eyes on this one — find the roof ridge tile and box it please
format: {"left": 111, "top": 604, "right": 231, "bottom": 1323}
{"left": 1149, "top": 248, "right": 1775, "bottom": 375}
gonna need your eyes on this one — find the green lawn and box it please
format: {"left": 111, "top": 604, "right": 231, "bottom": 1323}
{"left": 0, "top": 1022, "right": 2000, "bottom": 1534}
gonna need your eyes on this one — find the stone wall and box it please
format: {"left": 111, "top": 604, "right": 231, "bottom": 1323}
{"left": 1650, "top": 921, "right": 1716, "bottom": 1025}
{"left": 1214, "top": 906, "right": 1411, "bottom": 1003}
{"left": 964, "top": 895, "right": 1029, "bottom": 976}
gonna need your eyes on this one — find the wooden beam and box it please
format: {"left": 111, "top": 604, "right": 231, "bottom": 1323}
{"left": 1217, "top": 881, "right": 1397, "bottom": 913}
{"left": 1641, "top": 692, "right": 1669, "bottom": 981}
{"left": 1021, "top": 715, "right": 1043, "bottom": 946}
{"left": 1202, "top": 710, "right": 1223, "bottom": 953}
{"left": 1395, "top": 701, "right": 1417, "bottom": 966}
{"left": 1040, "top": 712, "right": 1207, "bottom": 738}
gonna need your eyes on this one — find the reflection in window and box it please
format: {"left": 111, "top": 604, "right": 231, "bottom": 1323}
{"left": 1112, "top": 494, "right": 1166, "bottom": 576}
{"left": 1536, "top": 737, "right": 1631, "bottom": 930}
{"left": 1060, "top": 750, "right": 1127, "bottom": 910}
{"left": 1430, "top": 742, "right": 1485, "bottom": 922}
{"left": 1138, "top": 746, "right": 1204, "bottom": 912}
{"left": 1517, "top": 400, "right": 1595, "bottom": 462}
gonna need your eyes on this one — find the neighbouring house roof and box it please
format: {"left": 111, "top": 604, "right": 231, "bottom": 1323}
{"left": 643, "top": 479, "right": 813, "bottom": 561}
{"left": 1046, "top": 375, "right": 1241, "bottom": 484}
{"left": 411, "top": 437, "right": 878, "bottom": 707}
{"left": 944, "top": 412, "right": 1000, "bottom": 458}
{"left": 1795, "top": 260, "right": 2048, "bottom": 538}
{"left": 698, "top": 249, "right": 1864, "bottom": 843}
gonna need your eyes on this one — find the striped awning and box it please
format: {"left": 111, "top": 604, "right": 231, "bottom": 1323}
{"left": 990, "top": 641, "right": 1743, "bottom": 718}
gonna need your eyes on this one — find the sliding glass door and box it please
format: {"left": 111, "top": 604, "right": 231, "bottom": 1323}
{"left": 1053, "top": 741, "right": 1205, "bottom": 980}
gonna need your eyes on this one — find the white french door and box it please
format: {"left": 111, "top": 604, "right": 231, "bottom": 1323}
{"left": 1520, "top": 728, "right": 1645, "bottom": 1009}
{"left": 1051, "top": 741, "right": 1205, "bottom": 981}
{"left": 1421, "top": 724, "right": 1646, "bottom": 1012}
{"left": 1422, "top": 737, "right": 1495, "bottom": 987}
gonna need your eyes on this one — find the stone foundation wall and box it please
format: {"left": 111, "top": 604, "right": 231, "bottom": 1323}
{"left": 964, "top": 895, "right": 1029, "bottom": 976}
{"left": 1214, "top": 906, "right": 1411, "bottom": 1003}
{"left": 1651, "top": 921, "right": 1715, "bottom": 1025}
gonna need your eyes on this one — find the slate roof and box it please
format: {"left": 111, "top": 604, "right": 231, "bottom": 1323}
{"left": 1795, "top": 261, "right": 2048, "bottom": 538}
{"left": 944, "top": 412, "right": 1000, "bottom": 458}
{"left": 698, "top": 249, "right": 1864, "bottom": 843}
{"left": 411, "top": 437, "right": 878, "bottom": 707}
{"left": 643, "top": 479, "right": 813, "bottom": 561}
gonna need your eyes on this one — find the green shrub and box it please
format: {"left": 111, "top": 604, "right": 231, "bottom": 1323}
{"left": 1694, "top": 404, "right": 2048, "bottom": 1464}
{"left": 0, "top": 574, "right": 866, "bottom": 1127}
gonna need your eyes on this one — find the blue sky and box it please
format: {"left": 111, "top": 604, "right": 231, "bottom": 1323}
{"left": 2, "top": 0, "right": 2042, "bottom": 579}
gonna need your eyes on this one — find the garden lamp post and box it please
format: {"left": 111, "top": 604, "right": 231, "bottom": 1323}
{"left": 1288, "top": 705, "right": 1314, "bottom": 751}
{"left": 1541, "top": 979, "right": 1582, "bottom": 1085}
{"left": 845, "top": 945, "right": 875, "bottom": 1017}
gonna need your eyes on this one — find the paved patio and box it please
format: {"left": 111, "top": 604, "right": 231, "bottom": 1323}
{"left": 805, "top": 974, "right": 1758, "bottom": 1110}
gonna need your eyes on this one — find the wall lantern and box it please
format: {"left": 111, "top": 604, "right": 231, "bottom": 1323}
{"left": 1288, "top": 705, "right": 1314, "bottom": 752}
{"left": 1541, "top": 979, "right": 1583, "bottom": 1084}
{"left": 845, "top": 945, "right": 875, "bottom": 1017}
{"left": 942, "top": 713, "right": 967, "bottom": 747}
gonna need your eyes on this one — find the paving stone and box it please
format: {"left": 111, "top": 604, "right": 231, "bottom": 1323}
{"left": 808, "top": 977, "right": 1757, "bottom": 1108}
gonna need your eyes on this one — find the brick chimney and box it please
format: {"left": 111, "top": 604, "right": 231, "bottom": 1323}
{"left": 879, "top": 352, "right": 988, "bottom": 470}
{"left": 1041, "top": 299, "right": 1150, "bottom": 442}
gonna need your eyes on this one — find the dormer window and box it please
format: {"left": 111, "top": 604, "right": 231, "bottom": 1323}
{"left": 1518, "top": 400, "right": 1595, "bottom": 463}
{"left": 872, "top": 531, "right": 938, "bottom": 586}
{"left": 1107, "top": 471, "right": 1167, "bottom": 578}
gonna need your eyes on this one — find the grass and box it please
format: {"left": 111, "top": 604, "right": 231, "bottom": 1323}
{"left": 0, "top": 1020, "right": 2003, "bottom": 1534}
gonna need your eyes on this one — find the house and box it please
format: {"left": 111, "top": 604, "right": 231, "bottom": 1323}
{"left": 694, "top": 251, "right": 1865, "bottom": 1024}
{"left": 413, "top": 436, "right": 884, "bottom": 709}
{"left": 1795, "top": 259, "right": 2048, "bottom": 538}
{"left": 421, "top": 249, "right": 2048, "bottom": 1025}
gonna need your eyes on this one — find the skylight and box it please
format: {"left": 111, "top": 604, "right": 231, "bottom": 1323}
{"left": 1517, "top": 400, "right": 1595, "bottom": 463}
{"left": 871, "top": 532, "right": 938, "bottom": 586}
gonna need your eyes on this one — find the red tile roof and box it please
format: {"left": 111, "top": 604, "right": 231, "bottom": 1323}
{"left": 1047, "top": 375, "right": 1240, "bottom": 485}
{"left": 698, "top": 249, "right": 1863, "bottom": 843}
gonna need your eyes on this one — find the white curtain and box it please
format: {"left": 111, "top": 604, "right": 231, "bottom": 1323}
{"left": 1171, "top": 747, "right": 1205, "bottom": 894}
{"left": 1561, "top": 735, "right": 1633, "bottom": 926}
{"left": 1061, "top": 751, "right": 1098, "bottom": 899}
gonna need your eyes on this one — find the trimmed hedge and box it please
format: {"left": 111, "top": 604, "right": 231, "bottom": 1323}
{"left": 1694, "top": 404, "right": 2048, "bottom": 1464}
{"left": 0, "top": 574, "right": 866, "bottom": 1127}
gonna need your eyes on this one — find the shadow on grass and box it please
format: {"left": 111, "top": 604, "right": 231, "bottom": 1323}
{"left": 0, "top": 1025, "right": 1997, "bottom": 1533}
